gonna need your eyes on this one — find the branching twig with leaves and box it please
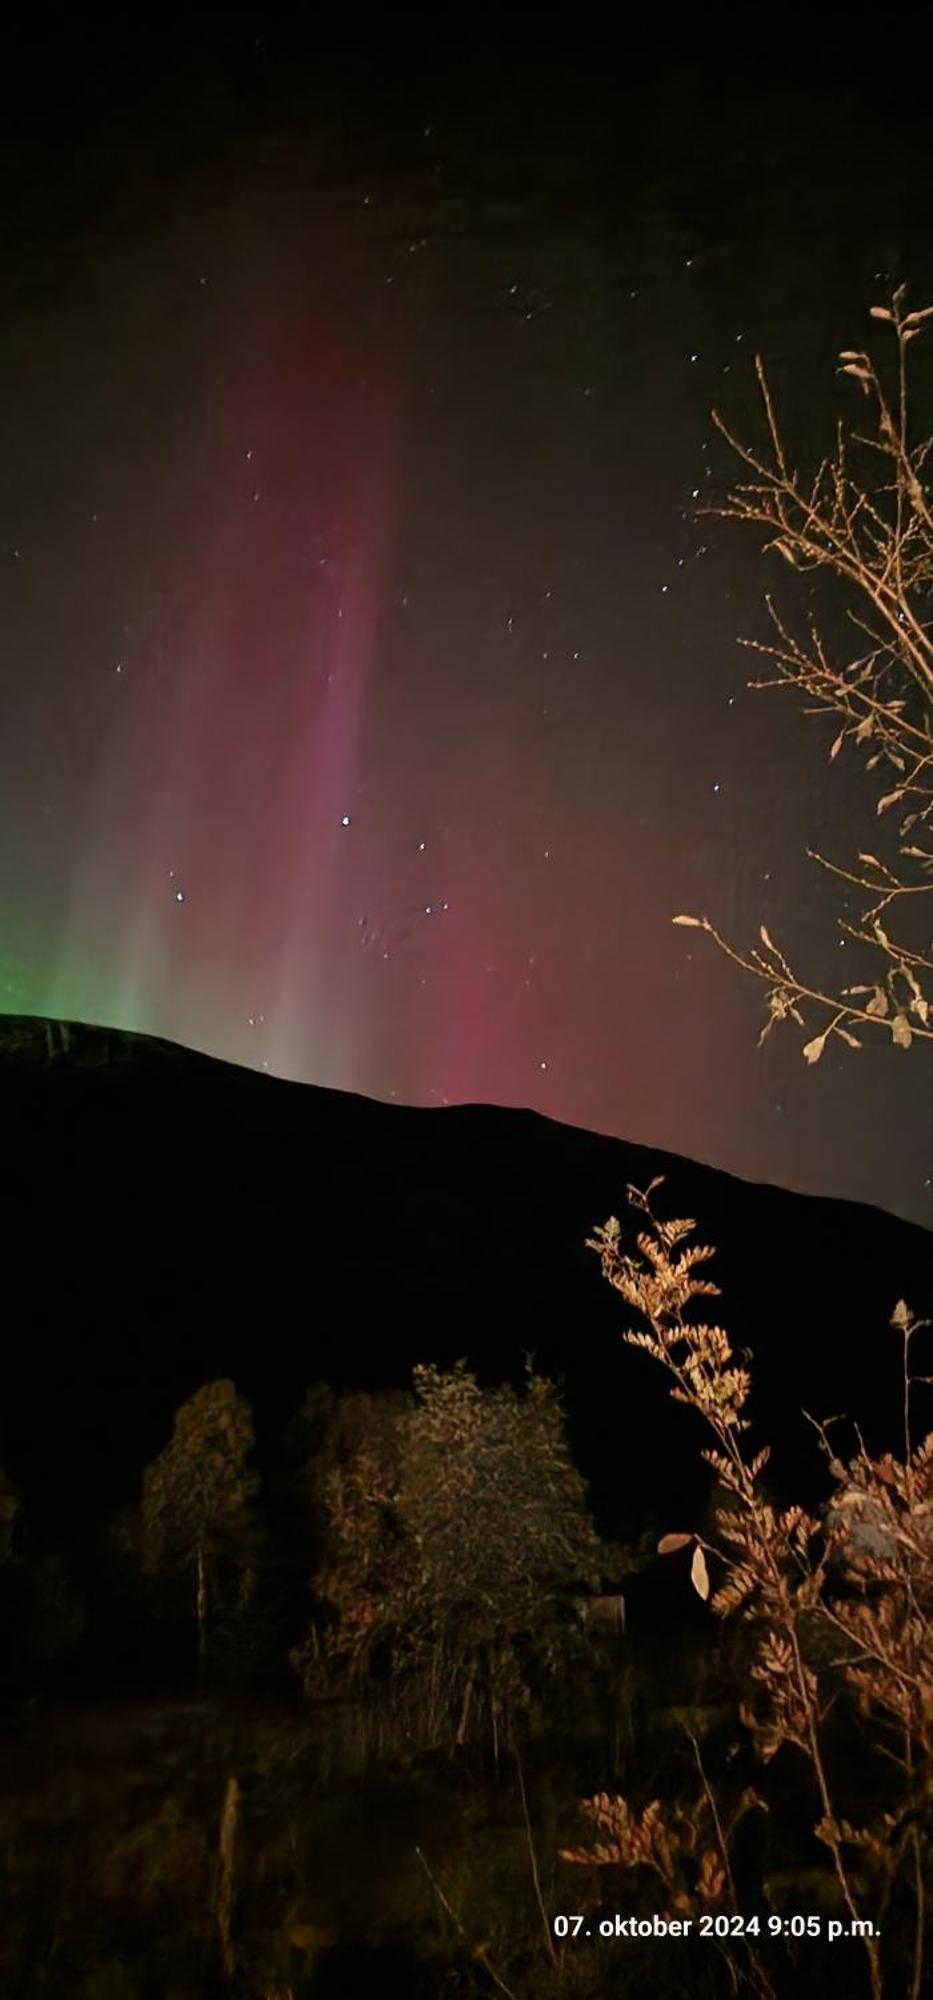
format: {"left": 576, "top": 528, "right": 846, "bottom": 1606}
{"left": 675, "top": 288, "right": 933, "bottom": 1067}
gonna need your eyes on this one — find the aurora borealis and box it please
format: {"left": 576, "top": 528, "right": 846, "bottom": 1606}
{"left": 3, "top": 29, "right": 933, "bottom": 1222}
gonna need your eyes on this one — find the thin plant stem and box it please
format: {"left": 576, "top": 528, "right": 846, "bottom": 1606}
{"left": 515, "top": 1748, "right": 560, "bottom": 1973}
{"left": 415, "top": 1845, "right": 519, "bottom": 2000}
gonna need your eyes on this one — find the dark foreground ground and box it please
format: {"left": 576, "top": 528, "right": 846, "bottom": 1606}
{"left": 0, "top": 1662, "right": 914, "bottom": 2000}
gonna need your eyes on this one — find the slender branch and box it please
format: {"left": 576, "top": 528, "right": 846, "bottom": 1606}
{"left": 415, "top": 1845, "right": 520, "bottom": 2000}
{"left": 515, "top": 1749, "right": 560, "bottom": 1972}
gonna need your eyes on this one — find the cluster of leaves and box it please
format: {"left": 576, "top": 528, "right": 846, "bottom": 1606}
{"left": 560, "top": 1786, "right": 763, "bottom": 1911}
{"left": 292, "top": 1361, "right": 604, "bottom": 1750}
{"left": 675, "top": 289, "right": 933, "bottom": 1066}
{"left": 563, "top": 1179, "right": 933, "bottom": 2000}
{"left": 294, "top": 1387, "right": 411, "bottom": 1680}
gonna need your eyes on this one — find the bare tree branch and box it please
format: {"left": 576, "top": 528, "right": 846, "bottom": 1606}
{"left": 676, "top": 292, "right": 933, "bottom": 1065}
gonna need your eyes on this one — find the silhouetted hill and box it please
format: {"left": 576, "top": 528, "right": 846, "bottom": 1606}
{"left": 2, "top": 1015, "right": 931, "bottom": 1553}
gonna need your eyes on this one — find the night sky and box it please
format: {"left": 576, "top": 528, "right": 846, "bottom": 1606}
{"left": 3, "top": 29, "right": 932, "bottom": 1223}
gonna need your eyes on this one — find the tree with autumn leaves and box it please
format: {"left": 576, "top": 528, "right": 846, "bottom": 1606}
{"left": 563, "top": 308, "right": 933, "bottom": 1984}
{"left": 562, "top": 1178, "right": 933, "bottom": 2000}
{"left": 140, "top": 1379, "right": 260, "bottom": 1673}
{"left": 674, "top": 287, "right": 933, "bottom": 1069}
{"left": 292, "top": 1361, "right": 604, "bottom": 1753}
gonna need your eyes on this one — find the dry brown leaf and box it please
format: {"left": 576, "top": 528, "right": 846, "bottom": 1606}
{"left": 691, "top": 1545, "right": 710, "bottom": 1601}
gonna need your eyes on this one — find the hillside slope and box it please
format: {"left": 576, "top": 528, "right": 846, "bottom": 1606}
{"left": 1, "top": 1014, "right": 930, "bottom": 1546}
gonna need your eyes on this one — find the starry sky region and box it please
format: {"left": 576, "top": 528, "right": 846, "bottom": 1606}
{"left": 2, "top": 29, "right": 932, "bottom": 1222}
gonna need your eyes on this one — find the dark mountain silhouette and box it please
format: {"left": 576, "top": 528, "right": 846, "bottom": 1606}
{"left": 2, "top": 1015, "right": 931, "bottom": 1558}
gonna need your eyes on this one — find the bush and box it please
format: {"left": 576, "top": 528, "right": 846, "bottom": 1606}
{"left": 561, "top": 1178, "right": 933, "bottom": 2000}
